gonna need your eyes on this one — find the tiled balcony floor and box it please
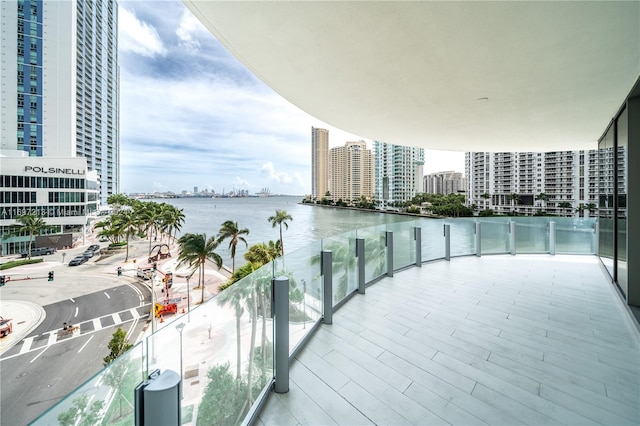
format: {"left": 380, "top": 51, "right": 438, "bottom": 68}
{"left": 258, "top": 255, "right": 640, "bottom": 425}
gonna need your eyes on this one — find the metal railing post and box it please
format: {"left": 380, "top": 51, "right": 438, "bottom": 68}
{"left": 414, "top": 227, "right": 422, "bottom": 267}
{"left": 475, "top": 222, "right": 482, "bottom": 257}
{"left": 321, "top": 250, "right": 333, "bottom": 324}
{"left": 274, "top": 276, "right": 289, "bottom": 393}
{"left": 356, "top": 238, "right": 365, "bottom": 294}
{"left": 549, "top": 221, "right": 556, "bottom": 255}
{"left": 595, "top": 220, "right": 599, "bottom": 255}
{"left": 510, "top": 221, "right": 516, "bottom": 255}
{"left": 386, "top": 231, "right": 394, "bottom": 277}
{"left": 444, "top": 224, "right": 450, "bottom": 261}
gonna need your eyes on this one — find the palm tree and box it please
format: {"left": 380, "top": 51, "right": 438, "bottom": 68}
{"left": 138, "top": 202, "right": 162, "bottom": 255}
{"left": 575, "top": 204, "right": 585, "bottom": 217}
{"left": 558, "top": 201, "right": 573, "bottom": 217}
{"left": 509, "top": 193, "right": 520, "bottom": 211}
{"left": 12, "top": 214, "right": 53, "bottom": 259}
{"left": 113, "top": 210, "right": 141, "bottom": 262}
{"left": 177, "top": 233, "right": 223, "bottom": 304}
{"left": 107, "top": 193, "right": 130, "bottom": 213}
{"left": 535, "top": 192, "right": 550, "bottom": 212}
{"left": 480, "top": 192, "right": 491, "bottom": 209}
{"left": 163, "top": 205, "right": 185, "bottom": 244}
{"left": 585, "top": 202, "right": 597, "bottom": 217}
{"left": 218, "top": 220, "right": 250, "bottom": 272}
{"left": 268, "top": 210, "right": 292, "bottom": 256}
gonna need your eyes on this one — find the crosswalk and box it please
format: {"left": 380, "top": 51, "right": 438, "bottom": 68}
{"left": 6, "top": 304, "right": 151, "bottom": 358}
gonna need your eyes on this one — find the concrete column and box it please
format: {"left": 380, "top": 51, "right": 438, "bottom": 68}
{"left": 356, "top": 238, "right": 365, "bottom": 294}
{"left": 444, "top": 224, "right": 450, "bottom": 261}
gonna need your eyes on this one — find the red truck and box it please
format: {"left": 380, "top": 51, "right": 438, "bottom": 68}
{"left": 0, "top": 316, "right": 13, "bottom": 337}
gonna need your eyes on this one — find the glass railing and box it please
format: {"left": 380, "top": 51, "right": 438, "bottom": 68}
{"left": 33, "top": 216, "right": 597, "bottom": 426}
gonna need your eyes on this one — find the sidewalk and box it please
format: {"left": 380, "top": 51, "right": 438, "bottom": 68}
{"left": 0, "top": 300, "right": 46, "bottom": 355}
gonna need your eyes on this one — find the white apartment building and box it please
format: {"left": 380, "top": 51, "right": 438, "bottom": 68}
{"left": 329, "top": 141, "right": 374, "bottom": 203}
{"left": 465, "top": 151, "right": 598, "bottom": 216}
{"left": 374, "top": 141, "right": 424, "bottom": 208}
{"left": 311, "top": 127, "right": 329, "bottom": 199}
{"left": 424, "top": 171, "right": 466, "bottom": 195}
{"left": 0, "top": 0, "right": 119, "bottom": 201}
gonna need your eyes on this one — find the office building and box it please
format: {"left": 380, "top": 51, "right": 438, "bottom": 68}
{"left": 0, "top": 0, "right": 119, "bottom": 254}
{"left": 465, "top": 150, "right": 598, "bottom": 216}
{"left": 311, "top": 127, "right": 329, "bottom": 199}
{"left": 424, "top": 171, "right": 466, "bottom": 195}
{"left": 374, "top": 141, "right": 424, "bottom": 208}
{"left": 329, "top": 141, "right": 374, "bottom": 203}
{"left": 0, "top": 0, "right": 119, "bottom": 201}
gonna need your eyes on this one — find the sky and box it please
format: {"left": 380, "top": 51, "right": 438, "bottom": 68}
{"left": 118, "top": 1, "right": 465, "bottom": 196}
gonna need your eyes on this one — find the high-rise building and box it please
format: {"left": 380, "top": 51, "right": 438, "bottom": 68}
{"left": 374, "top": 141, "right": 424, "bottom": 208}
{"left": 465, "top": 150, "right": 598, "bottom": 216}
{"left": 311, "top": 127, "right": 329, "bottom": 199}
{"left": 0, "top": 0, "right": 120, "bottom": 201}
{"left": 424, "top": 171, "right": 466, "bottom": 195}
{"left": 329, "top": 141, "right": 374, "bottom": 203}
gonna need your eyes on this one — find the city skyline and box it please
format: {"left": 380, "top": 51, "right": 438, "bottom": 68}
{"left": 118, "top": 1, "right": 464, "bottom": 196}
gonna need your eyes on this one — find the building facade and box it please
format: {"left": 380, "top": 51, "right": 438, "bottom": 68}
{"left": 374, "top": 141, "right": 424, "bottom": 208}
{"left": 329, "top": 141, "right": 374, "bottom": 203}
{"left": 0, "top": 0, "right": 119, "bottom": 201}
{"left": 311, "top": 127, "right": 329, "bottom": 200}
{"left": 424, "top": 171, "right": 466, "bottom": 195}
{"left": 465, "top": 150, "right": 598, "bottom": 216}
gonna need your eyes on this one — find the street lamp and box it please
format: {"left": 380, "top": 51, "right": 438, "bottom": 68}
{"left": 175, "top": 322, "right": 186, "bottom": 400}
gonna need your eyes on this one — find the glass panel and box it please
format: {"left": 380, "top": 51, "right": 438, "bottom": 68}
{"left": 555, "top": 217, "right": 597, "bottom": 254}
{"left": 419, "top": 218, "right": 445, "bottom": 262}
{"left": 480, "top": 218, "right": 510, "bottom": 254}
{"left": 598, "top": 125, "right": 615, "bottom": 276}
{"left": 281, "top": 240, "right": 323, "bottom": 350}
{"left": 32, "top": 342, "right": 144, "bottom": 425}
{"left": 616, "top": 107, "right": 628, "bottom": 296}
{"left": 357, "top": 224, "right": 387, "bottom": 283}
{"left": 322, "top": 231, "right": 357, "bottom": 305}
{"left": 448, "top": 218, "right": 475, "bottom": 256}
{"left": 386, "top": 220, "right": 415, "bottom": 269}
{"left": 513, "top": 216, "right": 549, "bottom": 253}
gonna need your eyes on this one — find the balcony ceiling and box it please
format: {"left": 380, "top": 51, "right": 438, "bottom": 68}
{"left": 184, "top": 1, "right": 639, "bottom": 152}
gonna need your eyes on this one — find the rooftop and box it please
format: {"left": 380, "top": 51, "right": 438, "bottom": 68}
{"left": 258, "top": 255, "right": 640, "bottom": 425}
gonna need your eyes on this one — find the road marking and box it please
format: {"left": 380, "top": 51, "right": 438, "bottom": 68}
{"left": 77, "top": 335, "right": 94, "bottom": 353}
{"left": 93, "top": 318, "right": 102, "bottom": 331}
{"left": 47, "top": 331, "right": 57, "bottom": 346}
{"left": 69, "top": 298, "right": 75, "bottom": 303}
{"left": 130, "top": 308, "right": 140, "bottom": 319}
{"left": 112, "top": 313, "right": 121, "bottom": 324}
{"left": 104, "top": 292, "right": 111, "bottom": 299}
{"left": 74, "top": 307, "right": 79, "bottom": 317}
{"left": 19, "top": 336, "right": 35, "bottom": 354}
{"left": 30, "top": 345, "right": 49, "bottom": 363}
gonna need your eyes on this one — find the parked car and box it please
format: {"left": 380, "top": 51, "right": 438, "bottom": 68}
{"left": 20, "top": 247, "right": 55, "bottom": 258}
{"left": 68, "top": 256, "right": 87, "bottom": 266}
{"left": 88, "top": 244, "right": 100, "bottom": 252}
{"left": 0, "top": 316, "right": 12, "bottom": 337}
{"left": 82, "top": 250, "right": 94, "bottom": 259}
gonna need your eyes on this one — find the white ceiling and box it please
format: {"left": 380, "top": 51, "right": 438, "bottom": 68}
{"left": 184, "top": 1, "right": 639, "bottom": 152}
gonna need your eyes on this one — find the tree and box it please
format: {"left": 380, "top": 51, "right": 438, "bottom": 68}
{"left": 585, "top": 202, "right": 597, "bottom": 217}
{"left": 11, "top": 214, "right": 54, "bottom": 259}
{"left": 197, "top": 363, "right": 248, "bottom": 425}
{"left": 218, "top": 220, "right": 250, "bottom": 272}
{"left": 112, "top": 210, "right": 141, "bottom": 261}
{"left": 57, "top": 395, "right": 104, "bottom": 426}
{"left": 536, "top": 192, "right": 550, "bottom": 212}
{"left": 103, "top": 328, "right": 134, "bottom": 420}
{"left": 509, "top": 193, "right": 521, "bottom": 210}
{"left": 268, "top": 210, "right": 292, "bottom": 256}
{"left": 163, "top": 205, "right": 185, "bottom": 244}
{"left": 558, "top": 201, "right": 573, "bottom": 217}
{"left": 106, "top": 193, "right": 130, "bottom": 213}
{"left": 480, "top": 192, "right": 491, "bottom": 209}
{"left": 177, "top": 233, "right": 223, "bottom": 304}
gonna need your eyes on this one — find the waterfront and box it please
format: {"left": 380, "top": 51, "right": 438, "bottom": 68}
{"left": 156, "top": 196, "right": 411, "bottom": 268}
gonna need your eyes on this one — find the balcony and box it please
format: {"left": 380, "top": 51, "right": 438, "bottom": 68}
{"left": 32, "top": 218, "right": 639, "bottom": 425}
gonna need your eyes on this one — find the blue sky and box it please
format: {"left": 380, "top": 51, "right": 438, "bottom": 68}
{"left": 118, "top": 1, "right": 465, "bottom": 195}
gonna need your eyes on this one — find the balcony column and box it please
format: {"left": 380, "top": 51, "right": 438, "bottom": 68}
{"left": 510, "top": 221, "right": 516, "bottom": 255}
{"left": 414, "top": 227, "right": 422, "bottom": 267}
{"left": 444, "top": 224, "right": 451, "bottom": 261}
{"left": 549, "top": 221, "right": 556, "bottom": 255}
{"left": 273, "top": 276, "right": 290, "bottom": 393}
{"left": 386, "top": 231, "right": 394, "bottom": 277}
{"left": 475, "top": 222, "right": 482, "bottom": 257}
{"left": 321, "top": 250, "right": 333, "bottom": 325}
{"left": 356, "top": 238, "right": 365, "bottom": 294}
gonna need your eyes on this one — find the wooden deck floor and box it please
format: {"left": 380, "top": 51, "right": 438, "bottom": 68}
{"left": 257, "top": 255, "right": 640, "bottom": 425}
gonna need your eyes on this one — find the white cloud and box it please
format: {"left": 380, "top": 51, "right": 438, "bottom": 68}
{"left": 119, "top": 7, "right": 167, "bottom": 58}
{"left": 176, "top": 10, "right": 206, "bottom": 53}
{"left": 260, "top": 162, "right": 294, "bottom": 184}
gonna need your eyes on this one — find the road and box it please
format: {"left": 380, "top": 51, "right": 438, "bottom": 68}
{"left": 0, "top": 283, "right": 150, "bottom": 425}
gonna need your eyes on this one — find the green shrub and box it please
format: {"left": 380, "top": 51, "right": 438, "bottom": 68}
{"left": 0, "top": 258, "right": 43, "bottom": 270}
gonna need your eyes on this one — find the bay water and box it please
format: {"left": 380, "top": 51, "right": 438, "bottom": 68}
{"left": 156, "top": 196, "right": 410, "bottom": 268}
